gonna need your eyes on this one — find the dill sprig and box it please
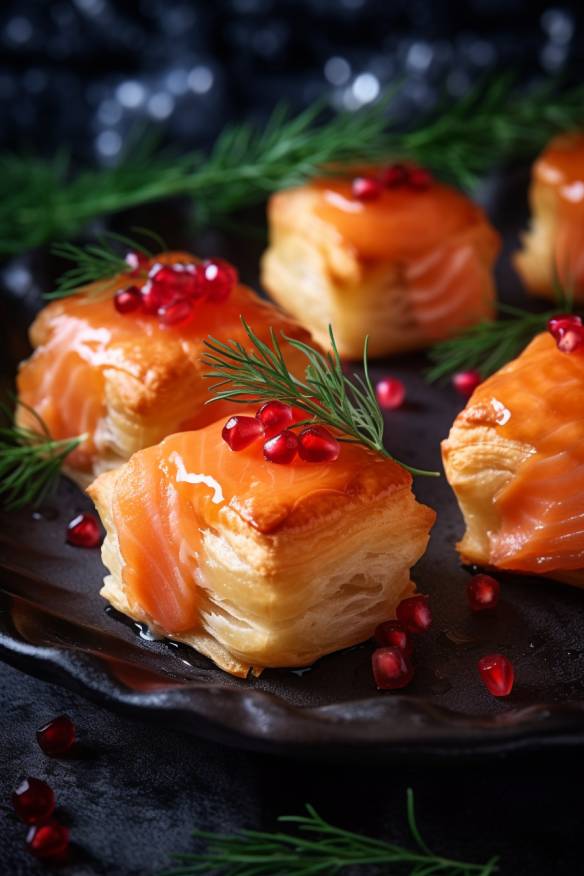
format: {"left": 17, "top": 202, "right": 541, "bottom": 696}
{"left": 163, "top": 789, "right": 499, "bottom": 876}
{"left": 47, "top": 228, "right": 166, "bottom": 300}
{"left": 203, "top": 318, "right": 438, "bottom": 478}
{"left": 0, "top": 402, "right": 83, "bottom": 511}
{"left": 1, "top": 76, "right": 584, "bottom": 255}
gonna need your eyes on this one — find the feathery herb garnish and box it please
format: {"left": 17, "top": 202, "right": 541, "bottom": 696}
{"left": 0, "top": 403, "right": 83, "bottom": 511}
{"left": 2, "top": 76, "right": 584, "bottom": 255}
{"left": 163, "top": 789, "right": 499, "bottom": 875}
{"left": 204, "top": 319, "right": 438, "bottom": 477}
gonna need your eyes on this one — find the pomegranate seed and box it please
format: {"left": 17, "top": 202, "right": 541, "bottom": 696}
{"left": 200, "top": 259, "right": 238, "bottom": 303}
{"left": 125, "top": 251, "right": 149, "bottom": 274}
{"left": 37, "top": 715, "right": 76, "bottom": 757}
{"left": 380, "top": 163, "right": 409, "bottom": 188}
{"left": 396, "top": 594, "right": 432, "bottom": 634}
{"left": 158, "top": 299, "right": 194, "bottom": 327}
{"left": 298, "top": 426, "right": 340, "bottom": 463}
{"left": 256, "top": 401, "right": 295, "bottom": 438}
{"left": 376, "top": 377, "right": 406, "bottom": 410}
{"left": 452, "top": 369, "right": 482, "bottom": 398}
{"left": 372, "top": 646, "right": 414, "bottom": 690}
{"left": 263, "top": 430, "right": 298, "bottom": 464}
{"left": 557, "top": 325, "right": 584, "bottom": 353}
{"left": 27, "top": 820, "right": 70, "bottom": 862}
{"left": 408, "top": 166, "right": 432, "bottom": 190}
{"left": 352, "top": 176, "right": 383, "bottom": 201}
{"left": 478, "top": 653, "right": 515, "bottom": 697}
{"left": 148, "top": 265, "right": 196, "bottom": 305}
{"left": 12, "top": 778, "right": 55, "bottom": 825}
{"left": 467, "top": 573, "right": 500, "bottom": 612}
{"left": 547, "top": 313, "right": 582, "bottom": 338}
{"left": 114, "top": 286, "right": 142, "bottom": 314}
{"left": 373, "top": 620, "right": 412, "bottom": 655}
{"left": 66, "top": 513, "right": 101, "bottom": 549}
{"left": 222, "top": 416, "right": 264, "bottom": 451}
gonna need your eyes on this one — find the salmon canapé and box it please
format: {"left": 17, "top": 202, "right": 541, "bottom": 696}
{"left": 515, "top": 133, "right": 584, "bottom": 301}
{"left": 16, "top": 251, "right": 312, "bottom": 486}
{"left": 443, "top": 332, "right": 584, "bottom": 584}
{"left": 88, "top": 417, "right": 436, "bottom": 676}
{"left": 261, "top": 171, "right": 500, "bottom": 358}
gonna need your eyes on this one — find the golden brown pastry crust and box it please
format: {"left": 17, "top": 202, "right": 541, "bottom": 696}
{"left": 261, "top": 184, "right": 500, "bottom": 359}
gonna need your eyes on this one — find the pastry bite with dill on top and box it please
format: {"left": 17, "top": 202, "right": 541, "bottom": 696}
{"left": 16, "top": 244, "right": 313, "bottom": 489}
{"left": 88, "top": 324, "right": 436, "bottom": 677}
{"left": 515, "top": 133, "right": 584, "bottom": 301}
{"left": 261, "top": 164, "right": 500, "bottom": 359}
{"left": 442, "top": 315, "right": 584, "bottom": 587}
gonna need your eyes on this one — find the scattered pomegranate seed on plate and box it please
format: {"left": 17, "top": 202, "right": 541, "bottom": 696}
{"left": 374, "top": 620, "right": 412, "bottom": 655}
{"left": 26, "top": 820, "right": 70, "bottom": 862}
{"left": 372, "top": 646, "right": 414, "bottom": 690}
{"left": 66, "top": 513, "right": 101, "bottom": 549}
{"left": 37, "top": 715, "right": 77, "bottom": 757}
{"left": 222, "top": 416, "right": 264, "bottom": 451}
{"left": 478, "top": 653, "right": 515, "bottom": 697}
{"left": 375, "top": 377, "right": 405, "bottom": 410}
{"left": 452, "top": 369, "right": 482, "bottom": 398}
{"left": 12, "top": 778, "right": 56, "bottom": 825}
{"left": 396, "top": 594, "right": 432, "bottom": 634}
{"left": 467, "top": 573, "right": 500, "bottom": 612}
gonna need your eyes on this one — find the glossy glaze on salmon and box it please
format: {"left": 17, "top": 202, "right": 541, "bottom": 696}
{"left": 17, "top": 252, "right": 310, "bottom": 475}
{"left": 105, "top": 424, "right": 414, "bottom": 635}
{"left": 443, "top": 332, "right": 584, "bottom": 575}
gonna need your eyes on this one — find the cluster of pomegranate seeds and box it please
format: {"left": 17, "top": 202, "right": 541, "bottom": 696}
{"left": 66, "top": 512, "right": 101, "bottom": 549}
{"left": 371, "top": 594, "right": 432, "bottom": 690}
{"left": 27, "top": 822, "right": 70, "bottom": 863}
{"left": 452, "top": 369, "right": 482, "bottom": 398}
{"left": 352, "top": 163, "right": 432, "bottom": 202}
{"left": 548, "top": 313, "right": 584, "bottom": 353}
{"left": 37, "top": 715, "right": 77, "bottom": 756}
{"left": 478, "top": 653, "right": 515, "bottom": 697}
{"left": 467, "top": 573, "right": 500, "bottom": 612}
{"left": 12, "top": 779, "right": 56, "bottom": 825}
{"left": 375, "top": 377, "right": 406, "bottom": 410}
{"left": 113, "top": 252, "right": 238, "bottom": 327}
{"left": 221, "top": 400, "right": 341, "bottom": 465}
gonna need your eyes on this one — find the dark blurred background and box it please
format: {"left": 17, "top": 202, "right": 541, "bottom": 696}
{"left": 0, "top": 0, "right": 582, "bottom": 162}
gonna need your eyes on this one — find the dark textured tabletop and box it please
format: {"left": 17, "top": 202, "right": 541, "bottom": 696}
{"left": 0, "top": 659, "right": 580, "bottom": 875}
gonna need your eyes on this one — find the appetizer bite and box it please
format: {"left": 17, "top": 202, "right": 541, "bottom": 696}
{"left": 442, "top": 316, "right": 584, "bottom": 585}
{"left": 16, "top": 249, "right": 312, "bottom": 488}
{"left": 515, "top": 133, "right": 584, "bottom": 300}
{"left": 88, "top": 325, "right": 436, "bottom": 676}
{"left": 261, "top": 165, "right": 500, "bottom": 359}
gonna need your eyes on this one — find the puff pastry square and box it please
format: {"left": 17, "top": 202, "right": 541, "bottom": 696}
{"left": 17, "top": 252, "right": 312, "bottom": 487}
{"left": 89, "top": 419, "right": 435, "bottom": 677}
{"left": 442, "top": 331, "right": 584, "bottom": 587}
{"left": 261, "top": 177, "right": 500, "bottom": 359}
{"left": 515, "top": 133, "right": 584, "bottom": 301}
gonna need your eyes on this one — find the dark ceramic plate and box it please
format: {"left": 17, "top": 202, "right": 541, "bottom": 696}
{"left": 2, "top": 191, "right": 584, "bottom": 760}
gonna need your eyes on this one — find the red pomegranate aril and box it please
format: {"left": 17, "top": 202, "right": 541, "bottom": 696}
{"left": 374, "top": 620, "right": 412, "bottom": 655}
{"left": 452, "top": 369, "right": 482, "bottom": 398}
{"left": 37, "top": 715, "right": 76, "bottom": 757}
{"left": 408, "top": 166, "right": 432, "bottom": 190}
{"left": 467, "top": 573, "right": 500, "bottom": 612}
{"left": 256, "top": 400, "right": 295, "bottom": 438}
{"left": 547, "top": 313, "right": 582, "bottom": 338}
{"left": 66, "top": 513, "right": 101, "bottom": 549}
{"left": 380, "top": 163, "right": 409, "bottom": 188}
{"left": 372, "top": 646, "right": 414, "bottom": 690}
{"left": 298, "top": 426, "right": 340, "bottom": 462}
{"left": 557, "top": 325, "right": 584, "bottom": 353}
{"left": 114, "top": 286, "right": 142, "bottom": 315}
{"left": 27, "top": 821, "right": 70, "bottom": 862}
{"left": 125, "top": 250, "right": 149, "bottom": 274}
{"left": 352, "top": 176, "right": 383, "bottom": 201}
{"left": 200, "top": 259, "right": 238, "bottom": 303}
{"left": 396, "top": 594, "right": 432, "bottom": 634}
{"left": 478, "top": 653, "right": 515, "bottom": 697}
{"left": 376, "top": 377, "right": 406, "bottom": 410}
{"left": 263, "top": 430, "right": 298, "bottom": 464}
{"left": 158, "top": 299, "right": 194, "bottom": 327}
{"left": 222, "top": 416, "right": 264, "bottom": 451}
{"left": 12, "top": 778, "right": 56, "bottom": 825}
